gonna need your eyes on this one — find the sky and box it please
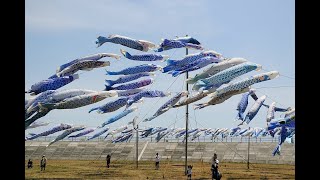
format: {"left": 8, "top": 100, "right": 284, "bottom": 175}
{"left": 25, "top": 0, "right": 295, "bottom": 136}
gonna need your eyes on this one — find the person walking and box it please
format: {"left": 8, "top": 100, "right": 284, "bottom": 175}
{"left": 211, "top": 153, "right": 222, "bottom": 180}
{"left": 106, "top": 154, "right": 111, "bottom": 168}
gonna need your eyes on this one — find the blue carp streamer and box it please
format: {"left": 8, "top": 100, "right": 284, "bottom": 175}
{"left": 106, "top": 64, "right": 161, "bottom": 75}
{"left": 96, "top": 34, "right": 156, "bottom": 52}
{"left": 105, "top": 78, "right": 154, "bottom": 91}
{"left": 26, "top": 74, "right": 79, "bottom": 95}
{"left": 120, "top": 49, "right": 169, "bottom": 61}
{"left": 105, "top": 72, "right": 154, "bottom": 86}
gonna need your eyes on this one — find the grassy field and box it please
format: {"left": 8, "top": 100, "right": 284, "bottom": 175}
{"left": 25, "top": 160, "right": 294, "bottom": 179}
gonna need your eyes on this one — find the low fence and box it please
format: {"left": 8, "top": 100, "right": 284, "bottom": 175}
{"left": 26, "top": 135, "right": 295, "bottom": 144}
{"left": 25, "top": 141, "right": 295, "bottom": 164}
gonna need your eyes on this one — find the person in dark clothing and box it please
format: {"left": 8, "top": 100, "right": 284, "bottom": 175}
{"left": 187, "top": 165, "right": 193, "bottom": 180}
{"left": 106, "top": 154, "right": 111, "bottom": 168}
{"left": 27, "top": 159, "right": 33, "bottom": 168}
{"left": 211, "top": 153, "right": 222, "bottom": 180}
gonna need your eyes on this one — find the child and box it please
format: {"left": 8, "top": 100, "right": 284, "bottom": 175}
{"left": 187, "top": 165, "right": 193, "bottom": 180}
{"left": 27, "top": 159, "right": 33, "bottom": 168}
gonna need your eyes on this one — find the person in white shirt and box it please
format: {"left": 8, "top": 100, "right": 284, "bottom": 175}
{"left": 155, "top": 153, "right": 160, "bottom": 170}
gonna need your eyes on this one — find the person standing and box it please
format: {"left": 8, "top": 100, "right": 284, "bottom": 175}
{"left": 155, "top": 153, "right": 160, "bottom": 170}
{"left": 40, "top": 155, "right": 47, "bottom": 171}
{"left": 27, "top": 159, "right": 33, "bottom": 169}
{"left": 187, "top": 165, "right": 193, "bottom": 180}
{"left": 211, "top": 153, "right": 222, "bottom": 180}
{"left": 106, "top": 154, "right": 111, "bottom": 168}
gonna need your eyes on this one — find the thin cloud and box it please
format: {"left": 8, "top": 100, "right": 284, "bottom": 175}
{"left": 25, "top": 0, "right": 220, "bottom": 35}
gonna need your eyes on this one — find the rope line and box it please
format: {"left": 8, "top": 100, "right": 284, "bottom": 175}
{"left": 136, "top": 76, "right": 181, "bottom": 125}
{"left": 254, "top": 88, "right": 289, "bottom": 108}
{"left": 134, "top": 48, "right": 180, "bottom": 125}
{"left": 185, "top": 113, "right": 259, "bottom": 170}
{"left": 261, "top": 68, "right": 295, "bottom": 80}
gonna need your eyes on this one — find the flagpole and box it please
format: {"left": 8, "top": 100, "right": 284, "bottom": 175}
{"left": 185, "top": 35, "right": 189, "bottom": 175}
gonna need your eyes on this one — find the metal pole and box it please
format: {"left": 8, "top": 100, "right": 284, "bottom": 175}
{"left": 247, "top": 136, "right": 250, "bottom": 169}
{"left": 185, "top": 40, "right": 189, "bottom": 175}
{"left": 136, "top": 124, "right": 138, "bottom": 169}
{"left": 132, "top": 116, "right": 138, "bottom": 169}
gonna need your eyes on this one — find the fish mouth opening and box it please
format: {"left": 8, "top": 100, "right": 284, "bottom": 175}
{"left": 255, "top": 64, "right": 262, "bottom": 71}
{"left": 103, "top": 53, "right": 121, "bottom": 60}
{"left": 149, "top": 78, "right": 155, "bottom": 84}
{"left": 165, "top": 92, "right": 172, "bottom": 96}
{"left": 131, "top": 106, "right": 138, "bottom": 111}
{"left": 100, "top": 91, "right": 116, "bottom": 97}
{"left": 269, "top": 71, "right": 280, "bottom": 79}
{"left": 192, "top": 85, "right": 201, "bottom": 91}
{"left": 148, "top": 72, "right": 156, "bottom": 76}
{"left": 249, "top": 88, "right": 256, "bottom": 93}
{"left": 102, "top": 61, "right": 110, "bottom": 67}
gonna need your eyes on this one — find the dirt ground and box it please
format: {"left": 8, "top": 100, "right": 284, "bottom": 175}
{"left": 25, "top": 160, "right": 295, "bottom": 179}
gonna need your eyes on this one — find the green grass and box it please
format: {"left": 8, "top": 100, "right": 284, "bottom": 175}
{"left": 25, "top": 160, "right": 295, "bottom": 179}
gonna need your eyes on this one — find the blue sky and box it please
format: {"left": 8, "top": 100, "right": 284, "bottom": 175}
{"left": 25, "top": 0, "right": 295, "bottom": 136}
